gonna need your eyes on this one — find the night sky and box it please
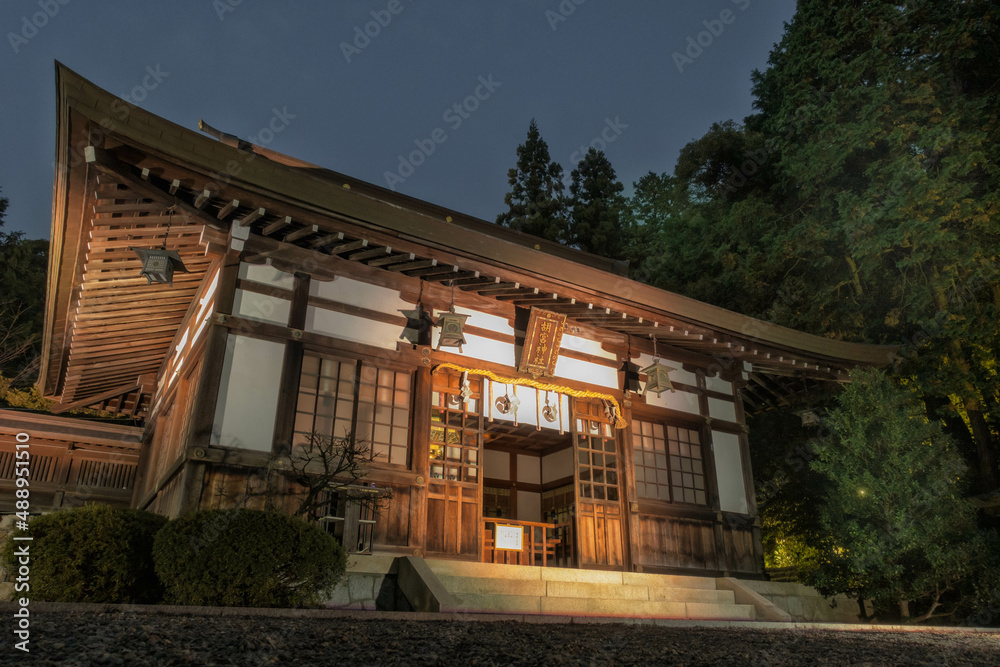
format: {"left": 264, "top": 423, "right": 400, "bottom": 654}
{"left": 0, "top": 0, "right": 796, "bottom": 240}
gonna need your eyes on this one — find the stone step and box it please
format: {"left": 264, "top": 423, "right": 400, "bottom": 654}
{"left": 425, "top": 559, "right": 719, "bottom": 591}
{"left": 538, "top": 596, "right": 755, "bottom": 620}
{"left": 455, "top": 591, "right": 755, "bottom": 620}
{"left": 441, "top": 575, "right": 736, "bottom": 604}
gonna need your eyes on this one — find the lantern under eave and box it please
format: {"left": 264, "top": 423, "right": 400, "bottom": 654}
{"left": 642, "top": 360, "right": 677, "bottom": 397}
{"left": 620, "top": 360, "right": 642, "bottom": 394}
{"left": 435, "top": 308, "right": 470, "bottom": 352}
{"left": 132, "top": 248, "right": 189, "bottom": 286}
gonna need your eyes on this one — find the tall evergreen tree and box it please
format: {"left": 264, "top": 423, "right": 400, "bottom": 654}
{"left": 567, "top": 148, "right": 628, "bottom": 259}
{"left": 747, "top": 0, "right": 1000, "bottom": 491}
{"left": 495, "top": 120, "right": 567, "bottom": 243}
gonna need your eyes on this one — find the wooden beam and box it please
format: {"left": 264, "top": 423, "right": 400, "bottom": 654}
{"left": 368, "top": 252, "right": 414, "bottom": 267}
{"left": 310, "top": 231, "right": 345, "bottom": 248}
{"left": 283, "top": 224, "right": 318, "bottom": 243}
{"left": 262, "top": 215, "right": 292, "bottom": 236}
{"left": 217, "top": 199, "right": 239, "bottom": 219}
{"left": 236, "top": 207, "right": 265, "bottom": 227}
{"left": 51, "top": 384, "right": 141, "bottom": 414}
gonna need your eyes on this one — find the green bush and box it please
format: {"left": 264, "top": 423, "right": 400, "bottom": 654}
{"left": 152, "top": 508, "right": 347, "bottom": 607}
{"left": 2, "top": 504, "right": 167, "bottom": 603}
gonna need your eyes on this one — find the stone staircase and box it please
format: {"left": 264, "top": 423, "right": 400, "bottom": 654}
{"left": 425, "top": 559, "right": 758, "bottom": 620}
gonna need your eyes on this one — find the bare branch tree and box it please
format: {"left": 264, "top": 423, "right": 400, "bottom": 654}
{"left": 278, "top": 431, "right": 391, "bottom": 519}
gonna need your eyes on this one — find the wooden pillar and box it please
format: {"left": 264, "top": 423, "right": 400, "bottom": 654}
{"left": 187, "top": 259, "right": 240, "bottom": 450}
{"left": 178, "top": 258, "right": 240, "bottom": 515}
{"left": 271, "top": 272, "right": 311, "bottom": 456}
{"left": 620, "top": 394, "right": 643, "bottom": 571}
{"left": 696, "top": 369, "right": 729, "bottom": 575}
{"left": 408, "top": 360, "right": 432, "bottom": 555}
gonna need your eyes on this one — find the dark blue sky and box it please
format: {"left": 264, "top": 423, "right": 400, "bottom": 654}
{"left": 0, "top": 0, "right": 797, "bottom": 240}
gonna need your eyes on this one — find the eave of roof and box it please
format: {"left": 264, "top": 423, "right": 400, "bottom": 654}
{"left": 41, "top": 63, "right": 896, "bottom": 406}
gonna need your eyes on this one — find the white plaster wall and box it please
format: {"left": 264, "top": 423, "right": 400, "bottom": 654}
{"left": 712, "top": 430, "right": 748, "bottom": 514}
{"left": 561, "top": 334, "right": 617, "bottom": 360}
{"left": 453, "top": 306, "right": 514, "bottom": 336}
{"left": 553, "top": 355, "right": 618, "bottom": 389}
{"left": 233, "top": 289, "right": 291, "bottom": 325}
{"left": 239, "top": 262, "right": 295, "bottom": 289}
{"left": 705, "top": 375, "right": 733, "bottom": 394}
{"left": 433, "top": 331, "right": 514, "bottom": 367}
{"left": 708, "top": 397, "right": 738, "bottom": 422}
{"left": 542, "top": 448, "right": 574, "bottom": 484}
{"left": 305, "top": 307, "right": 401, "bottom": 349}
{"left": 517, "top": 454, "right": 541, "bottom": 485}
{"left": 212, "top": 334, "right": 285, "bottom": 451}
{"left": 643, "top": 387, "right": 701, "bottom": 415}
{"left": 311, "top": 276, "right": 411, "bottom": 313}
{"left": 484, "top": 449, "right": 510, "bottom": 481}
{"left": 517, "top": 490, "right": 542, "bottom": 523}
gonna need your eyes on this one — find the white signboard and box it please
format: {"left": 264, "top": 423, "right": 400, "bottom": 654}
{"left": 495, "top": 525, "right": 523, "bottom": 551}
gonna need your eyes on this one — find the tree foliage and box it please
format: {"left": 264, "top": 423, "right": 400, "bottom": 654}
{"left": 0, "top": 187, "right": 49, "bottom": 386}
{"left": 808, "top": 368, "right": 997, "bottom": 622}
{"left": 567, "top": 148, "right": 629, "bottom": 260}
{"left": 496, "top": 120, "right": 568, "bottom": 243}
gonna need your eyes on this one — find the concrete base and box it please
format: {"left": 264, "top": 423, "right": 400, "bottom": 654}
{"left": 323, "top": 555, "right": 412, "bottom": 612}
{"left": 740, "top": 579, "right": 863, "bottom": 623}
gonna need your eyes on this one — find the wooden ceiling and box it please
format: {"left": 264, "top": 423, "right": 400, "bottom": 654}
{"left": 50, "top": 172, "right": 214, "bottom": 417}
{"left": 484, "top": 421, "right": 572, "bottom": 456}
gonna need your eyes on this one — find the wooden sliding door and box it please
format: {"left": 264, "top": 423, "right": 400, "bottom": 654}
{"left": 425, "top": 371, "right": 482, "bottom": 557}
{"left": 572, "top": 400, "right": 625, "bottom": 569}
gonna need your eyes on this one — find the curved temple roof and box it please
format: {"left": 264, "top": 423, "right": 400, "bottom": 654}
{"left": 40, "top": 63, "right": 896, "bottom": 417}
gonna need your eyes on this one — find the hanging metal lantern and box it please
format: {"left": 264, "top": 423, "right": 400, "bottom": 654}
{"left": 133, "top": 247, "right": 188, "bottom": 286}
{"left": 435, "top": 307, "right": 470, "bottom": 352}
{"left": 620, "top": 360, "right": 642, "bottom": 394}
{"left": 132, "top": 206, "right": 189, "bottom": 286}
{"left": 642, "top": 336, "right": 675, "bottom": 397}
{"left": 642, "top": 359, "right": 676, "bottom": 396}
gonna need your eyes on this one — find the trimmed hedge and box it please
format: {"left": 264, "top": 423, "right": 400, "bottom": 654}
{"left": 2, "top": 504, "right": 167, "bottom": 603}
{"left": 152, "top": 508, "right": 347, "bottom": 608}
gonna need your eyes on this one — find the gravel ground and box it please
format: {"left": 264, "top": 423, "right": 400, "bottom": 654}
{"left": 4, "top": 610, "right": 1000, "bottom": 666}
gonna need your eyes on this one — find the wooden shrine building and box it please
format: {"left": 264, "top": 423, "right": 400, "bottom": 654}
{"left": 37, "top": 64, "right": 895, "bottom": 578}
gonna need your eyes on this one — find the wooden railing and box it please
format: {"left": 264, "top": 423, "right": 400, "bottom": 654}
{"left": 481, "top": 518, "right": 574, "bottom": 568}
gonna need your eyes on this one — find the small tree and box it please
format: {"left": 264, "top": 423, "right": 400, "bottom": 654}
{"left": 215, "top": 431, "right": 390, "bottom": 520}
{"left": 496, "top": 119, "right": 568, "bottom": 243}
{"left": 280, "top": 431, "right": 391, "bottom": 519}
{"left": 809, "top": 368, "right": 988, "bottom": 622}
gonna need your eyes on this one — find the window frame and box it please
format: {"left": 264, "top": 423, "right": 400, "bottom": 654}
{"left": 629, "top": 411, "right": 711, "bottom": 508}
{"left": 294, "top": 348, "right": 415, "bottom": 470}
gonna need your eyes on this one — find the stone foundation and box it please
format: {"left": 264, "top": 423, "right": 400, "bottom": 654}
{"left": 324, "top": 555, "right": 412, "bottom": 612}
{"left": 741, "top": 579, "right": 863, "bottom": 623}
